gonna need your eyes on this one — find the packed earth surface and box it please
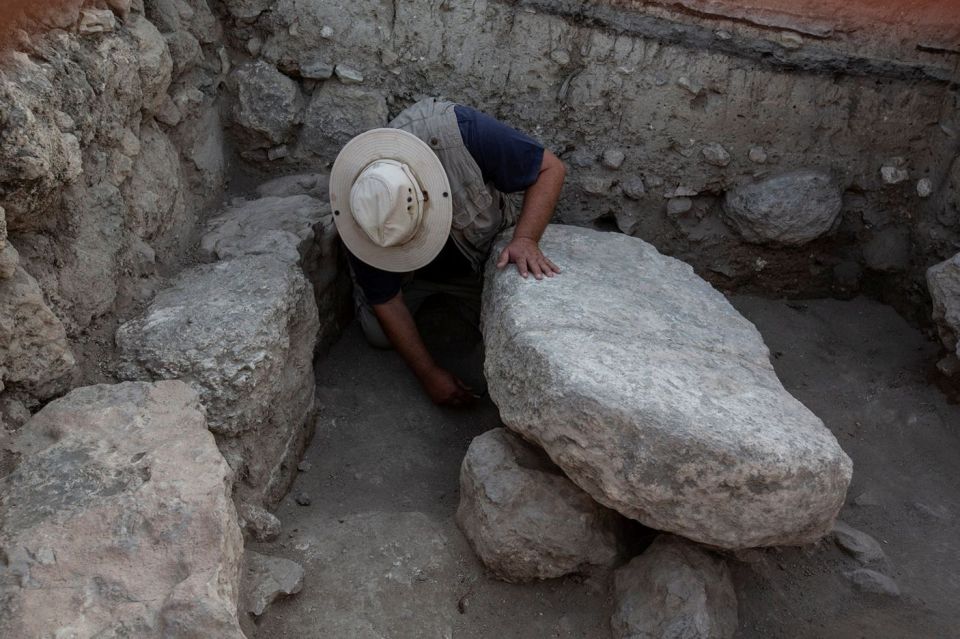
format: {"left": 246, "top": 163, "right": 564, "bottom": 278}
{"left": 1, "top": 0, "right": 959, "bottom": 637}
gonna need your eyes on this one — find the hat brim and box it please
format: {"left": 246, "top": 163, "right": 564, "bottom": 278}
{"left": 330, "top": 128, "right": 452, "bottom": 273}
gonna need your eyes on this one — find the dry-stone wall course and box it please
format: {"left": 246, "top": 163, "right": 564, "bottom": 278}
{"left": 0, "top": 381, "right": 244, "bottom": 639}
{"left": 0, "top": 0, "right": 228, "bottom": 403}
{"left": 483, "top": 225, "right": 853, "bottom": 549}
{"left": 456, "top": 427, "right": 624, "bottom": 583}
{"left": 116, "top": 254, "right": 319, "bottom": 507}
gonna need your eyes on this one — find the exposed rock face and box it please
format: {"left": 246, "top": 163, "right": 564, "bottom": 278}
{"left": 0, "top": 265, "right": 75, "bottom": 397}
{"left": 927, "top": 252, "right": 960, "bottom": 358}
{"left": 199, "top": 193, "right": 342, "bottom": 348}
{"left": 0, "top": 0, "right": 226, "bottom": 402}
{"left": 612, "top": 536, "right": 738, "bottom": 639}
{"left": 722, "top": 170, "right": 843, "bottom": 246}
{"left": 256, "top": 173, "right": 330, "bottom": 200}
{"left": 116, "top": 254, "right": 319, "bottom": 506}
{"left": 299, "top": 83, "right": 388, "bottom": 161}
{"left": 232, "top": 60, "right": 304, "bottom": 148}
{"left": 456, "top": 428, "right": 623, "bottom": 583}
{"left": 243, "top": 551, "right": 305, "bottom": 617}
{"left": 0, "top": 381, "right": 244, "bottom": 638}
{"left": 482, "top": 225, "right": 852, "bottom": 549}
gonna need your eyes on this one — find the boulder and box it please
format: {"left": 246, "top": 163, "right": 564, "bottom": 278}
{"left": 0, "top": 265, "right": 76, "bottom": 398}
{"left": 116, "top": 254, "right": 319, "bottom": 506}
{"left": 0, "top": 382, "right": 244, "bottom": 638}
{"left": 232, "top": 60, "right": 304, "bottom": 147}
{"left": 612, "top": 536, "right": 738, "bottom": 639}
{"left": 456, "top": 428, "right": 623, "bottom": 583}
{"left": 200, "top": 194, "right": 336, "bottom": 289}
{"left": 927, "top": 252, "right": 960, "bottom": 356}
{"left": 243, "top": 551, "right": 305, "bottom": 617}
{"left": 199, "top": 194, "right": 341, "bottom": 345}
{"left": 482, "top": 225, "right": 852, "bottom": 549}
{"left": 299, "top": 83, "right": 388, "bottom": 160}
{"left": 256, "top": 173, "right": 330, "bottom": 200}
{"left": 722, "top": 170, "right": 842, "bottom": 246}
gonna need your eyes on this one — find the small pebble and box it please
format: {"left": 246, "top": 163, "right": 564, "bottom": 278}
{"left": 295, "top": 492, "right": 311, "bottom": 506}
{"left": 297, "top": 460, "right": 312, "bottom": 472}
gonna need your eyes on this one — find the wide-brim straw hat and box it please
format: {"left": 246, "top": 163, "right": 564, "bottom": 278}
{"left": 330, "top": 128, "right": 452, "bottom": 273}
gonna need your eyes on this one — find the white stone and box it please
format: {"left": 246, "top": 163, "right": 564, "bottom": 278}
{"left": 602, "top": 148, "right": 626, "bottom": 170}
{"left": 78, "top": 9, "right": 116, "bottom": 34}
{"left": 0, "top": 266, "right": 76, "bottom": 398}
{"left": 243, "top": 551, "right": 304, "bottom": 616}
{"left": 832, "top": 521, "right": 886, "bottom": 565}
{"left": 482, "top": 225, "right": 852, "bottom": 549}
{"left": 232, "top": 60, "right": 304, "bottom": 146}
{"left": 845, "top": 569, "right": 900, "bottom": 596}
{"left": 748, "top": 146, "right": 768, "bottom": 164}
{"left": 722, "top": 169, "right": 842, "bottom": 246}
{"left": 621, "top": 176, "right": 646, "bottom": 200}
{"left": 881, "top": 162, "right": 909, "bottom": 185}
{"left": 927, "top": 252, "right": 960, "bottom": 356}
{"left": 612, "top": 536, "right": 738, "bottom": 639}
{"left": 334, "top": 64, "right": 364, "bottom": 84}
{"left": 456, "top": 428, "right": 623, "bottom": 583}
{"left": 116, "top": 255, "right": 319, "bottom": 506}
{"left": 0, "top": 382, "right": 244, "bottom": 638}
{"left": 667, "top": 197, "right": 693, "bottom": 215}
{"left": 702, "top": 143, "right": 731, "bottom": 167}
{"left": 917, "top": 177, "right": 933, "bottom": 198}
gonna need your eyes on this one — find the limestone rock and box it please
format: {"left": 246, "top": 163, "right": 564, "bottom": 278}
{"left": 127, "top": 15, "right": 173, "bottom": 113}
{"left": 0, "top": 243, "right": 18, "bottom": 279}
{"left": 482, "top": 225, "right": 852, "bottom": 549}
{"left": 122, "top": 120, "right": 188, "bottom": 246}
{"left": 0, "top": 381, "right": 244, "bottom": 638}
{"left": 602, "top": 149, "right": 626, "bottom": 170}
{"left": 456, "top": 428, "right": 623, "bottom": 583}
{"left": 256, "top": 173, "right": 329, "bottom": 200}
{"left": 300, "top": 84, "right": 388, "bottom": 160}
{"left": 845, "top": 568, "right": 900, "bottom": 596}
{"left": 612, "top": 536, "right": 738, "bottom": 639}
{"left": 232, "top": 60, "right": 304, "bottom": 147}
{"left": 334, "top": 64, "right": 364, "bottom": 84}
{"left": 243, "top": 551, "right": 305, "bottom": 617}
{"left": 702, "top": 143, "right": 731, "bottom": 167}
{"left": 722, "top": 170, "right": 842, "bottom": 246}
{"left": 239, "top": 502, "right": 282, "bottom": 542}
{"left": 621, "top": 177, "right": 646, "bottom": 200}
{"left": 116, "top": 255, "right": 319, "bottom": 506}
{"left": 200, "top": 194, "right": 339, "bottom": 297}
{"left": 917, "top": 178, "right": 933, "bottom": 198}
{"left": 78, "top": 9, "right": 117, "bottom": 34}
{"left": 926, "top": 252, "right": 960, "bottom": 355}
{"left": 0, "top": 266, "right": 76, "bottom": 398}
{"left": 832, "top": 521, "right": 886, "bottom": 565}
{"left": 748, "top": 146, "right": 768, "bottom": 164}
{"left": 223, "top": 0, "right": 275, "bottom": 19}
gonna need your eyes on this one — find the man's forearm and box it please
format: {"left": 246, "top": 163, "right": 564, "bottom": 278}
{"left": 513, "top": 149, "right": 566, "bottom": 242}
{"left": 372, "top": 293, "right": 437, "bottom": 381}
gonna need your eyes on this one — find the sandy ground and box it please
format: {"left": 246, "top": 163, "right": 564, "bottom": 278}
{"left": 249, "top": 294, "right": 960, "bottom": 638}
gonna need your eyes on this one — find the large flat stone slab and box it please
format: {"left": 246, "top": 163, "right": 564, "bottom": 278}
{"left": 482, "top": 224, "right": 852, "bottom": 549}
{"left": 116, "top": 254, "right": 318, "bottom": 506}
{"left": 0, "top": 381, "right": 244, "bottom": 638}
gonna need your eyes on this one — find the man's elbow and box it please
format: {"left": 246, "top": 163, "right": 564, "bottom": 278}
{"left": 543, "top": 149, "right": 567, "bottom": 181}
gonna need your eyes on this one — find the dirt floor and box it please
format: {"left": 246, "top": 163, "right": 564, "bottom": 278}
{"left": 248, "top": 294, "right": 960, "bottom": 638}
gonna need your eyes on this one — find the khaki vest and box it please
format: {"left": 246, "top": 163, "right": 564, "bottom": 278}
{"left": 390, "top": 98, "right": 519, "bottom": 271}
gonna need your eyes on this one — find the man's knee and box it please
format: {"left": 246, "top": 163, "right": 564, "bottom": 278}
{"left": 358, "top": 304, "right": 393, "bottom": 350}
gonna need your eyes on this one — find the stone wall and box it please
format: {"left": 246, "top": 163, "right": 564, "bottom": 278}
{"left": 0, "top": 0, "right": 228, "bottom": 406}
{"left": 219, "top": 0, "right": 960, "bottom": 323}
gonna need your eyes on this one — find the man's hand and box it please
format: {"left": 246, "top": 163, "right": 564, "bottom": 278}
{"left": 496, "top": 237, "right": 561, "bottom": 280}
{"left": 420, "top": 366, "right": 476, "bottom": 407}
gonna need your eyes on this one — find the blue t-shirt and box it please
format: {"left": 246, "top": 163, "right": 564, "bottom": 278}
{"left": 348, "top": 105, "right": 545, "bottom": 305}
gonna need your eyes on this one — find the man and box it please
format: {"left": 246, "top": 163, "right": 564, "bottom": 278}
{"left": 329, "top": 98, "right": 565, "bottom": 407}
